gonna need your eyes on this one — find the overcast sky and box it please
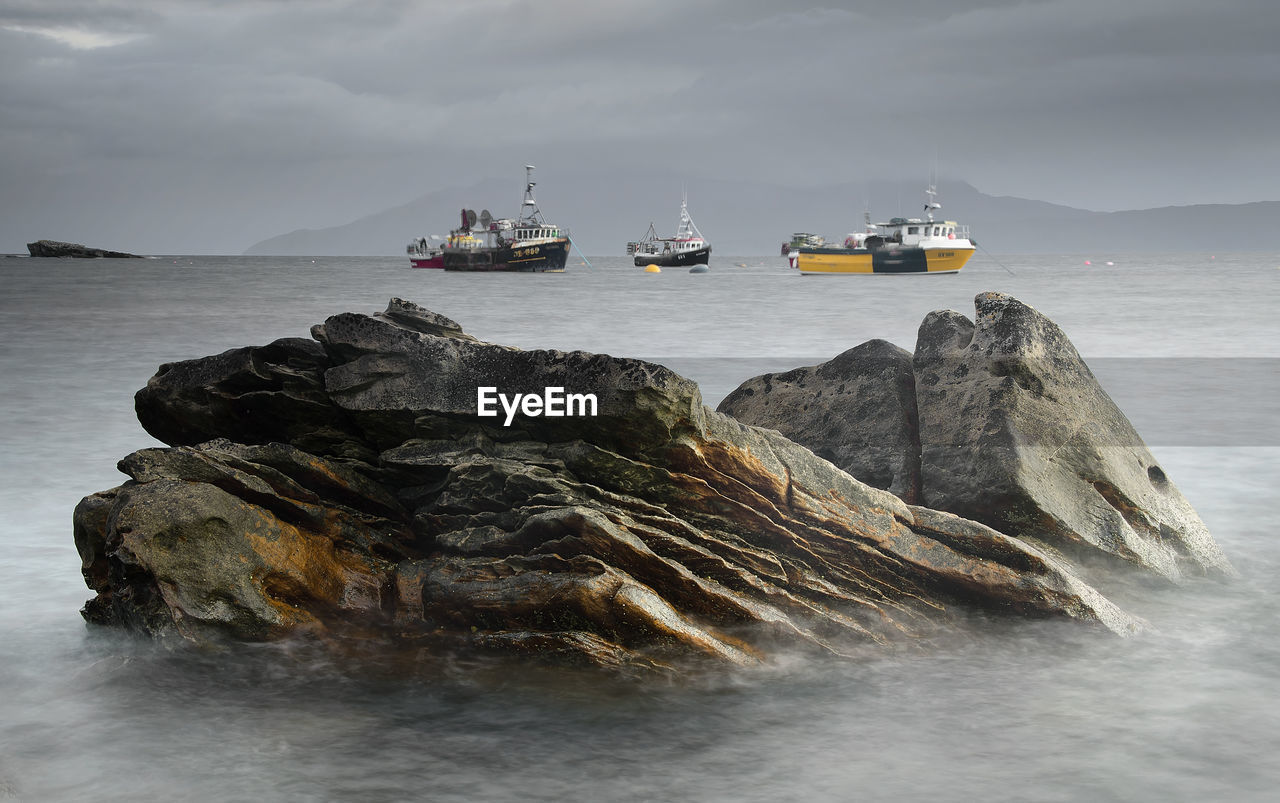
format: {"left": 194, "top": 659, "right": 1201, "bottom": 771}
{"left": 2, "top": 0, "right": 1276, "bottom": 253}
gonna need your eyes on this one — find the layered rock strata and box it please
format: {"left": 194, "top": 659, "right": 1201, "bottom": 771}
{"left": 76, "top": 298, "right": 1153, "bottom": 672}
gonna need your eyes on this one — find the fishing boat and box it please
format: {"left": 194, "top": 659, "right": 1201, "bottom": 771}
{"left": 441, "top": 165, "right": 571, "bottom": 272}
{"left": 787, "top": 186, "right": 975, "bottom": 275}
{"left": 406, "top": 236, "right": 444, "bottom": 269}
{"left": 780, "top": 233, "right": 825, "bottom": 257}
{"left": 627, "top": 197, "right": 711, "bottom": 268}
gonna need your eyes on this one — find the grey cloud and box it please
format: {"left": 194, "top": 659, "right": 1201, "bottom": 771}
{"left": 0, "top": 1, "right": 159, "bottom": 30}
{"left": 1, "top": 0, "right": 1277, "bottom": 253}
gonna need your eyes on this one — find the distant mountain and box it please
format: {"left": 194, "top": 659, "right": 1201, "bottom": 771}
{"left": 244, "top": 177, "right": 515, "bottom": 257}
{"left": 243, "top": 172, "right": 1280, "bottom": 256}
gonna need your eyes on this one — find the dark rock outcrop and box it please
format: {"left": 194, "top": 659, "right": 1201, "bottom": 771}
{"left": 27, "top": 239, "right": 143, "bottom": 258}
{"left": 718, "top": 339, "right": 921, "bottom": 503}
{"left": 76, "top": 297, "right": 1147, "bottom": 673}
{"left": 719, "top": 292, "right": 1233, "bottom": 584}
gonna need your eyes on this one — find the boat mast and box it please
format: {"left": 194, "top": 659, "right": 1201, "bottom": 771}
{"left": 924, "top": 158, "right": 941, "bottom": 223}
{"left": 676, "top": 194, "right": 703, "bottom": 240}
{"left": 924, "top": 184, "right": 941, "bottom": 223}
{"left": 518, "top": 164, "right": 544, "bottom": 226}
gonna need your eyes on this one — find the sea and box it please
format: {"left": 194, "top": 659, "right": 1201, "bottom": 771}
{"left": 1, "top": 252, "right": 1278, "bottom": 801}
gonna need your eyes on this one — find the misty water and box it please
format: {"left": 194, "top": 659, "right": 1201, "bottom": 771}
{"left": 2, "top": 252, "right": 1278, "bottom": 800}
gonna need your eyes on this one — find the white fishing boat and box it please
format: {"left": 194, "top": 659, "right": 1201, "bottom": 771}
{"left": 627, "top": 197, "right": 711, "bottom": 268}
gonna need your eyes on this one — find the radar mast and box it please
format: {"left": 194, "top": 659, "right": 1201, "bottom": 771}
{"left": 518, "top": 164, "right": 545, "bottom": 226}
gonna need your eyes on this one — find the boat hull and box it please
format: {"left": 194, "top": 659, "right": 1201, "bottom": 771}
{"left": 634, "top": 245, "right": 711, "bottom": 268}
{"left": 409, "top": 255, "right": 444, "bottom": 269}
{"left": 443, "top": 239, "right": 571, "bottom": 272}
{"left": 796, "top": 245, "right": 974, "bottom": 275}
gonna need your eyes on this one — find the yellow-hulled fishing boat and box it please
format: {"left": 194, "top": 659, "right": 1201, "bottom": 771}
{"left": 788, "top": 185, "right": 975, "bottom": 275}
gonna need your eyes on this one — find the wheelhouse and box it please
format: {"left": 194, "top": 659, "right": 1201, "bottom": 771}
{"left": 874, "top": 217, "right": 971, "bottom": 247}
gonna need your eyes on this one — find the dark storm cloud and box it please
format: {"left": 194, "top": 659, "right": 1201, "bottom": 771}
{"left": 1, "top": 0, "right": 1276, "bottom": 253}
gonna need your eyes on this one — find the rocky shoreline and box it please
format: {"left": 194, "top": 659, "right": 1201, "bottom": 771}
{"left": 73, "top": 294, "right": 1232, "bottom": 673}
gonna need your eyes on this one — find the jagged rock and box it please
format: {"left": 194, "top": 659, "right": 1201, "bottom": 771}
{"left": 134, "top": 337, "right": 375, "bottom": 462}
{"left": 26, "top": 239, "right": 143, "bottom": 258}
{"left": 913, "top": 292, "right": 1233, "bottom": 581}
{"left": 717, "top": 339, "right": 921, "bottom": 502}
{"left": 75, "top": 441, "right": 415, "bottom": 638}
{"left": 373, "top": 297, "right": 477, "bottom": 341}
{"left": 719, "top": 292, "right": 1233, "bottom": 585}
{"left": 74, "top": 298, "right": 1148, "bottom": 672}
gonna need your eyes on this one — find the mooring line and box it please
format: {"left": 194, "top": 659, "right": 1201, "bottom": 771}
{"left": 568, "top": 236, "right": 593, "bottom": 269}
{"left": 978, "top": 242, "right": 1015, "bottom": 275}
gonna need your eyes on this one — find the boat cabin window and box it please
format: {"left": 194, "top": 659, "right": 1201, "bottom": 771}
{"left": 908, "top": 226, "right": 919, "bottom": 235}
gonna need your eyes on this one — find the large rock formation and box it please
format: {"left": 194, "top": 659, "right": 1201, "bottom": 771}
{"left": 75, "top": 298, "right": 1150, "bottom": 673}
{"left": 27, "top": 239, "right": 143, "bottom": 258}
{"left": 719, "top": 292, "right": 1233, "bottom": 584}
